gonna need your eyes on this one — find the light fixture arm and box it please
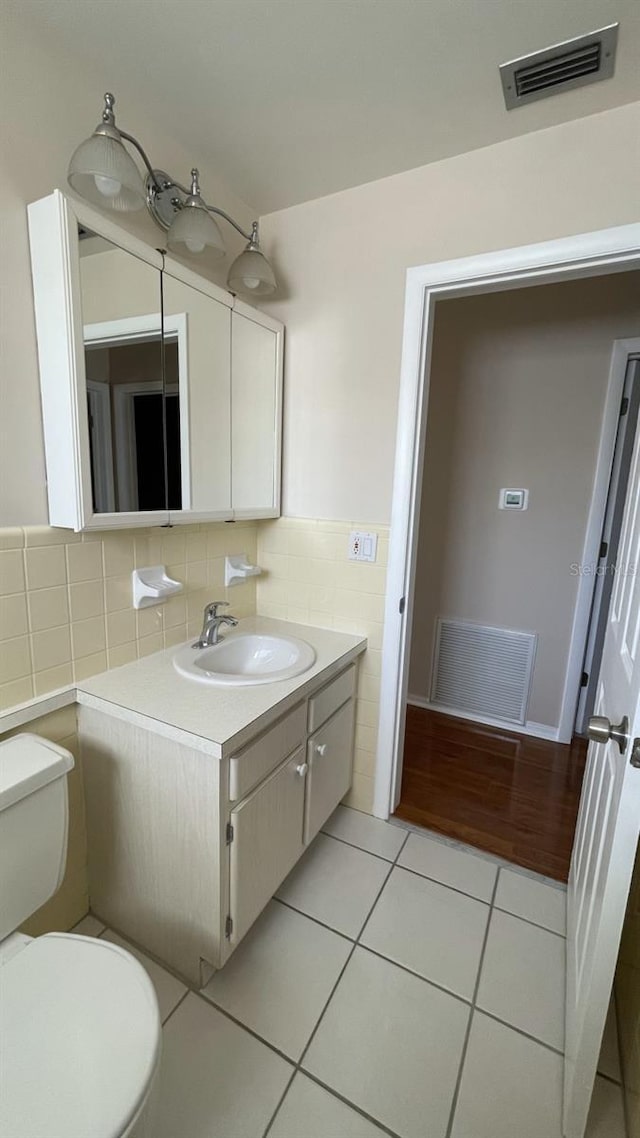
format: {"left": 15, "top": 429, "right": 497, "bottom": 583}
{"left": 119, "top": 129, "right": 164, "bottom": 193}
{"left": 203, "top": 205, "right": 255, "bottom": 244}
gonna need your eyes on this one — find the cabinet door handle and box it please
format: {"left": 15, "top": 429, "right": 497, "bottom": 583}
{"left": 295, "top": 762, "right": 309, "bottom": 777}
{"left": 315, "top": 743, "right": 327, "bottom": 756}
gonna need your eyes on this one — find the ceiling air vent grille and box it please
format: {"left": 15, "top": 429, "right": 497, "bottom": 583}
{"left": 500, "top": 23, "right": 618, "bottom": 110}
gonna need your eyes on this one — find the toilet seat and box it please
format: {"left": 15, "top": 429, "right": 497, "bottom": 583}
{"left": 1, "top": 932, "right": 162, "bottom": 1138}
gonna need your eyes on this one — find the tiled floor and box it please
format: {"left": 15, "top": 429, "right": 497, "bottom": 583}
{"left": 73, "top": 807, "right": 626, "bottom": 1138}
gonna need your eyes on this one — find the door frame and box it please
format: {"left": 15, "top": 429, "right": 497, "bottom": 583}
{"left": 575, "top": 349, "right": 640, "bottom": 735}
{"left": 374, "top": 222, "right": 640, "bottom": 819}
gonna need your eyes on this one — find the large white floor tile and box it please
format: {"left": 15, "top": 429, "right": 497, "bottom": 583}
{"left": 71, "top": 913, "right": 105, "bottom": 936}
{"left": 586, "top": 1076, "right": 627, "bottom": 1138}
{"left": 322, "top": 805, "right": 407, "bottom": 861}
{"left": 361, "top": 867, "right": 488, "bottom": 999}
{"left": 451, "top": 1012, "right": 563, "bottom": 1138}
{"left": 304, "top": 946, "right": 469, "bottom": 1138}
{"left": 495, "top": 867, "right": 567, "bottom": 935}
{"left": 276, "top": 833, "right": 390, "bottom": 938}
{"left": 269, "top": 1073, "right": 387, "bottom": 1138}
{"left": 398, "top": 832, "right": 498, "bottom": 902}
{"left": 101, "top": 929, "right": 187, "bottom": 1024}
{"left": 202, "top": 901, "right": 352, "bottom": 1060}
{"left": 597, "top": 998, "right": 622, "bottom": 1082}
{"left": 156, "top": 993, "right": 292, "bottom": 1138}
{"left": 477, "top": 910, "right": 565, "bottom": 1051}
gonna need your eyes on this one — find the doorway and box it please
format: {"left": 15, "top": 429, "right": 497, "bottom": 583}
{"left": 375, "top": 225, "right": 640, "bottom": 824}
{"left": 391, "top": 276, "right": 640, "bottom": 880}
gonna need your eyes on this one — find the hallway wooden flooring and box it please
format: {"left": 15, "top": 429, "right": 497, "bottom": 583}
{"left": 395, "top": 706, "right": 588, "bottom": 882}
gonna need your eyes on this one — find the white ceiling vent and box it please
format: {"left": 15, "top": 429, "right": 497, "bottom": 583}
{"left": 500, "top": 23, "right": 618, "bottom": 110}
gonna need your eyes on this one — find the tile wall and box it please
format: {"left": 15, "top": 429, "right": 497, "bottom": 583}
{"left": 0, "top": 521, "right": 258, "bottom": 709}
{"left": 257, "top": 517, "right": 389, "bottom": 814}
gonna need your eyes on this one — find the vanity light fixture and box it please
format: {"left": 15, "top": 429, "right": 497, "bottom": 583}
{"left": 67, "top": 93, "right": 277, "bottom": 296}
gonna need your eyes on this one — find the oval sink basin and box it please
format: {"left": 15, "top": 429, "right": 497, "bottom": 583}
{"left": 173, "top": 633, "right": 316, "bottom": 686}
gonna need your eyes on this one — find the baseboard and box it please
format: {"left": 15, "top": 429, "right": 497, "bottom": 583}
{"left": 406, "top": 695, "right": 561, "bottom": 742}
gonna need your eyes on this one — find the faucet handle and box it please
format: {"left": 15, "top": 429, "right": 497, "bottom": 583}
{"left": 204, "top": 600, "right": 229, "bottom": 619}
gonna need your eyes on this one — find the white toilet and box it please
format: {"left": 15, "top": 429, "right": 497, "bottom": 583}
{"left": 0, "top": 733, "right": 162, "bottom": 1138}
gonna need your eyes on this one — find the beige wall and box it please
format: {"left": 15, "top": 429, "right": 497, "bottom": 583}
{"left": 0, "top": 16, "right": 257, "bottom": 526}
{"left": 617, "top": 837, "right": 640, "bottom": 1138}
{"left": 408, "top": 274, "right": 640, "bottom": 730}
{"left": 260, "top": 101, "right": 640, "bottom": 524}
{"left": 256, "top": 517, "right": 388, "bottom": 813}
{"left": 0, "top": 522, "right": 257, "bottom": 710}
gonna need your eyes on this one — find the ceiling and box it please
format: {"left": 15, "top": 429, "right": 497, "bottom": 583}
{"left": 7, "top": 0, "right": 640, "bottom": 213}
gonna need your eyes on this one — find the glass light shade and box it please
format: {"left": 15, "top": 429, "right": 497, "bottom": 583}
{"left": 227, "top": 247, "right": 276, "bottom": 296}
{"left": 68, "top": 132, "right": 145, "bottom": 211}
{"left": 167, "top": 202, "right": 225, "bottom": 258}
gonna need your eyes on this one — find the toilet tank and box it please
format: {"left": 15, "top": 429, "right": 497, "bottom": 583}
{"left": 0, "top": 734, "right": 74, "bottom": 939}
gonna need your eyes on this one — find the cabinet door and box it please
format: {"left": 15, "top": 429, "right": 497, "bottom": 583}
{"left": 28, "top": 191, "right": 169, "bottom": 530}
{"left": 305, "top": 700, "right": 355, "bottom": 844}
{"left": 231, "top": 307, "right": 282, "bottom": 517}
{"left": 229, "top": 746, "right": 306, "bottom": 944}
{"left": 162, "top": 269, "right": 232, "bottom": 520}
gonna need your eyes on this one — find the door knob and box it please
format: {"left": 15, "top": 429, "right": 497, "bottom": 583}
{"left": 315, "top": 743, "right": 327, "bottom": 756}
{"left": 295, "top": 762, "right": 309, "bottom": 777}
{"left": 587, "top": 714, "right": 629, "bottom": 754}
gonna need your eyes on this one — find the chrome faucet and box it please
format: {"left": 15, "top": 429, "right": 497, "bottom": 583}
{"left": 193, "top": 601, "right": 238, "bottom": 648}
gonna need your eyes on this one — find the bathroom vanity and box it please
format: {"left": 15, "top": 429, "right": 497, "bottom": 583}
{"left": 76, "top": 619, "right": 366, "bottom": 985}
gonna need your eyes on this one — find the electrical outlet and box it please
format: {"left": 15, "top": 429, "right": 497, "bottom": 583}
{"left": 348, "top": 531, "right": 378, "bottom": 562}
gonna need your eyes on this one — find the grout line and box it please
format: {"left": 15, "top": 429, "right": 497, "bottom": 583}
{"left": 272, "top": 897, "right": 356, "bottom": 942}
{"left": 318, "top": 827, "right": 401, "bottom": 864}
{"left": 262, "top": 1068, "right": 298, "bottom": 1138}
{"left": 294, "top": 1070, "right": 405, "bottom": 1138}
{"left": 392, "top": 861, "right": 494, "bottom": 906}
{"left": 492, "top": 903, "right": 567, "bottom": 939}
{"left": 444, "top": 868, "right": 500, "bottom": 1138}
{"left": 474, "top": 1008, "right": 565, "bottom": 1058}
{"left": 595, "top": 1069, "right": 623, "bottom": 1088}
{"left": 160, "top": 988, "right": 190, "bottom": 1028}
{"left": 195, "top": 988, "right": 296, "bottom": 1065}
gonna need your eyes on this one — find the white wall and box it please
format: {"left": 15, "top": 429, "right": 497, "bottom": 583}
{"left": 408, "top": 274, "right": 640, "bottom": 730}
{"left": 0, "top": 16, "right": 257, "bottom": 526}
{"left": 259, "top": 101, "right": 640, "bottom": 524}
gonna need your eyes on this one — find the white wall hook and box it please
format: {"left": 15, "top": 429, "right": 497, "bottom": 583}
{"left": 132, "top": 565, "right": 183, "bottom": 609}
{"left": 225, "top": 554, "right": 263, "bottom": 588}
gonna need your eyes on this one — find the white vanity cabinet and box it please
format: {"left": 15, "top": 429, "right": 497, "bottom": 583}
{"left": 79, "top": 661, "right": 357, "bottom": 986}
{"left": 27, "top": 190, "right": 283, "bottom": 530}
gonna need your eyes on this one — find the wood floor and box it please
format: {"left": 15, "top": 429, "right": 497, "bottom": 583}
{"left": 395, "top": 706, "right": 588, "bottom": 882}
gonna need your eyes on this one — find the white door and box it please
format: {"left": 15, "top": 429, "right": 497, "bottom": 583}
{"left": 564, "top": 411, "right": 640, "bottom": 1136}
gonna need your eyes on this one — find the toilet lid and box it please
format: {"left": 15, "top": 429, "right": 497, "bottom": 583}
{"left": 1, "top": 933, "right": 161, "bottom": 1138}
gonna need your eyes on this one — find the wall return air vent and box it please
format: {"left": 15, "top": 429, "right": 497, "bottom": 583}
{"left": 499, "top": 23, "right": 618, "bottom": 110}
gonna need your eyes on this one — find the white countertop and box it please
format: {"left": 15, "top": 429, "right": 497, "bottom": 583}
{"left": 76, "top": 617, "right": 367, "bottom": 758}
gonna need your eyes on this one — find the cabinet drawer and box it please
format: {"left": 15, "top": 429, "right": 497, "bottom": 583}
{"left": 305, "top": 699, "right": 355, "bottom": 844}
{"left": 229, "top": 746, "right": 306, "bottom": 944}
{"left": 307, "top": 664, "right": 356, "bottom": 734}
{"left": 229, "top": 702, "right": 306, "bottom": 801}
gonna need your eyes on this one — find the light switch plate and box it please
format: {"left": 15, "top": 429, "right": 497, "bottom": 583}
{"left": 348, "top": 531, "right": 378, "bottom": 562}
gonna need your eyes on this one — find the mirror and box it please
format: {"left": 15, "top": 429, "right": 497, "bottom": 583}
{"left": 162, "top": 271, "right": 231, "bottom": 517}
{"left": 79, "top": 227, "right": 181, "bottom": 513}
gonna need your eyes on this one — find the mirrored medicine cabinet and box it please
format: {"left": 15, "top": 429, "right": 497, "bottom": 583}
{"left": 28, "top": 190, "right": 283, "bottom": 531}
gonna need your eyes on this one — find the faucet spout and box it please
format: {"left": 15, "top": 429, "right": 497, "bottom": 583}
{"left": 193, "top": 601, "right": 239, "bottom": 648}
